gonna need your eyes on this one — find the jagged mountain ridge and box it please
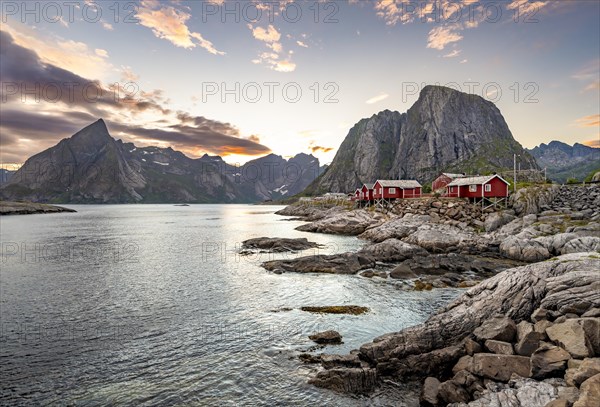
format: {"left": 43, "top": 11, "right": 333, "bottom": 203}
{"left": 0, "top": 119, "right": 324, "bottom": 203}
{"left": 528, "top": 140, "right": 600, "bottom": 182}
{"left": 304, "top": 85, "right": 539, "bottom": 194}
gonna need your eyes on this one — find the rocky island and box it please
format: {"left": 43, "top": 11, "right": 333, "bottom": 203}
{"left": 270, "top": 183, "right": 600, "bottom": 406}
{"left": 0, "top": 200, "right": 76, "bottom": 215}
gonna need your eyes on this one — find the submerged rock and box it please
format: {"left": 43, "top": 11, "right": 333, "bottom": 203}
{"left": 300, "top": 305, "right": 369, "bottom": 315}
{"left": 309, "top": 330, "right": 343, "bottom": 344}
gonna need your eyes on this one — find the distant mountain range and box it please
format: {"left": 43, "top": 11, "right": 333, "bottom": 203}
{"left": 0, "top": 120, "right": 325, "bottom": 203}
{"left": 303, "top": 85, "right": 538, "bottom": 194}
{"left": 3, "top": 88, "right": 597, "bottom": 204}
{"left": 528, "top": 141, "right": 600, "bottom": 183}
{"left": 0, "top": 169, "right": 15, "bottom": 185}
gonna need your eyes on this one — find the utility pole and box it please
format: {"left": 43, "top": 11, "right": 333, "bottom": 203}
{"left": 513, "top": 154, "right": 517, "bottom": 193}
{"left": 544, "top": 167, "right": 547, "bottom": 183}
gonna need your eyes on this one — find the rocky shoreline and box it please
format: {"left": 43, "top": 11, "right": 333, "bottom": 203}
{"left": 272, "top": 184, "right": 600, "bottom": 406}
{"left": 0, "top": 200, "right": 77, "bottom": 215}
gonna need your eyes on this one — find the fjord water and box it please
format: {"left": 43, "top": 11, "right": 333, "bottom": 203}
{"left": 0, "top": 205, "right": 459, "bottom": 406}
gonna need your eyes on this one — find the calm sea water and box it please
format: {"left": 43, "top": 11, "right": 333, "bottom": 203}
{"left": 0, "top": 205, "right": 460, "bottom": 406}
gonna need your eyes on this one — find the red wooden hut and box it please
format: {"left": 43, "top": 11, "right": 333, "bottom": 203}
{"left": 360, "top": 184, "right": 374, "bottom": 201}
{"left": 445, "top": 174, "right": 509, "bottom": 200}
{"left": 432, "top": 173, "right": 467, "bottom": 192}
{"left": 351, "top": 189, "right": 361, "bottom": 201}
{"left": 373, "top": 180, "right": 423, "bottom": 201}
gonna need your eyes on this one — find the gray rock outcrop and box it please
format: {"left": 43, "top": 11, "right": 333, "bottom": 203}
{"left": 305, "top": 85, "right": 537, "bottom": 194}
{"left": 309, "top": 253, "right": 599, "bottom": 393}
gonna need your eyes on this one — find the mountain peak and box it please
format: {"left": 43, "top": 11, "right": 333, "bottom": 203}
{"left": 304, "top": 84, "right": 537, "bottom": 194}
{"left": 418, "top": 85, "right": 485, "bottom": 102}
{"left": 70, "top": 119, "right": 112, "bottom": 145}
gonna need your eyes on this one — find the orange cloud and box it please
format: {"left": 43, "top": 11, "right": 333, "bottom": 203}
{"left": 137, "top": 1, "right": 224, "bottom": 55}
{"left": 575, "top": 114, "right": 600, "bottom": 128}
{"left": 309, "top": 144, "right": 333, "bottom": 153}
{"left": 3, "top": 23, "right": 112, "bottom": 80}
{"left": 583, "top": 139, "right": 600, "bottom": 148}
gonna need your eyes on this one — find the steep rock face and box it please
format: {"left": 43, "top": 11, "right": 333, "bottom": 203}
{"left": 306, "top": 86, "right": 538, "bottom": 193}
{"left": 529, "top": 141, "right": 600, "bottom": 183}
{"left": 395, "top": 86, "right": 536, "bottom": 180}
{"left": 1, "top": 120, "right": 323, "bottom": 203}
{"left": 2, "top": 120, "right": 146, "bottom": 203}
{"left": 0, "top": 169, "right": 15, "bottom": 185}
{"left": 306, "top": 110, "right": 404, "bottom": 193}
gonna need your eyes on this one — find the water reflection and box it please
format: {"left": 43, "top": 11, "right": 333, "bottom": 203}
{"left": 1, "top": 205, "right": 459, "bottom": 406}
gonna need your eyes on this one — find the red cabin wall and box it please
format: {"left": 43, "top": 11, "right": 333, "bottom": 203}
{"left": 448, "top": 178, "right": 509, "bottom": 198}
{"left": 373, "top": 182, "right": 383, "bottom": 199}
{"left": 383, "top": 187, "right": 402, "bottom": 199}
{"left": 403, "top": 187, "right": 421, "bottom": 198}
{"left": 485, "top": 178, "right": 509, "bottom": 197}
{"left": 432, "top": 175, "right": 451, "bottom": 191}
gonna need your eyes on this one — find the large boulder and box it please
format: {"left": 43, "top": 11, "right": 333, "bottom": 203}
{"left": 448, "top": 377, "right": 562, "bottom": 407}
{"left": 534, "top": 233, "right": 578, "bottom": 255}
{"left": 403, "top": 224, "right": 474, "bottom": 252}
{"left": 515, "top": 320, "right": 546, "bottom": 356}
{"left": 546, "top": 319, "right": 596, "bottom": 359}
{"left": 485, "top": 212, "right": 517, "bottom": 232}
{"left": 471, "top": 354, "right": 531, "bottom": 381}
{"left": 261, "top": 252, "right": 375, "bottom": 274}
{"left": 516, "top": 331, "right": 546, "bottom": 357}
{"left": 485, "top": 340, "right": 514, "bottom": 355}
{"left": 499, "top": 236, "right": 551, "bottom": 262}
{"left": 438, "top": 380, "right": 471, "bottom": 404}
{"left": 565, "top": 358, "right": 600, "bottom": 387}
{"left": 473, "top": 316, "right": 517, "bottom": 343}
{"left": 561, "top": 237, "right": 600, "bottom": 255}
{"left": 530, "top": 344, "right": 571, "bottom": 379}
{"left": 573, "top": 373, "right": 600, "bottom": 407}
{"left": 420, "top": 376, "right": 441, "bottom": 406}
{"left": 296, "top": 210, "right": 383, "bottom": 235}
{"left": 358, "top": 239, "right": 427, "bottom": 262}
{"left": 510, "top": 185, "right": 560, "bottom": 216}
{"left": 359, "top": 217, "right": 419, "bottom": 243}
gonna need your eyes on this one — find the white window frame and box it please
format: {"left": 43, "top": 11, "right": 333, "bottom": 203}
{"left": 484, "top": 184, "right": 491, "bottom": 192}
{"left": 389, "top": 187, "right": 396, "bottom": 194}
{"left": 450, "top": 186, "right": 454, "bottom": 192}
{"left": 379, "top": 188, "right": 382, "bottom": 194}
{"left": 469, "top": 184, "right": 477, "bottom": 192}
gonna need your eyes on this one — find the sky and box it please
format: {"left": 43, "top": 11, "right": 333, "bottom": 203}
{"left": 1, "top": 0, "right": 599, "bottom": 168}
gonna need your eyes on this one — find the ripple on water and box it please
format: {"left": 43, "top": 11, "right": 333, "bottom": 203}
{"left": 0, "top": 205, "right": 459, "bottom": 405}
